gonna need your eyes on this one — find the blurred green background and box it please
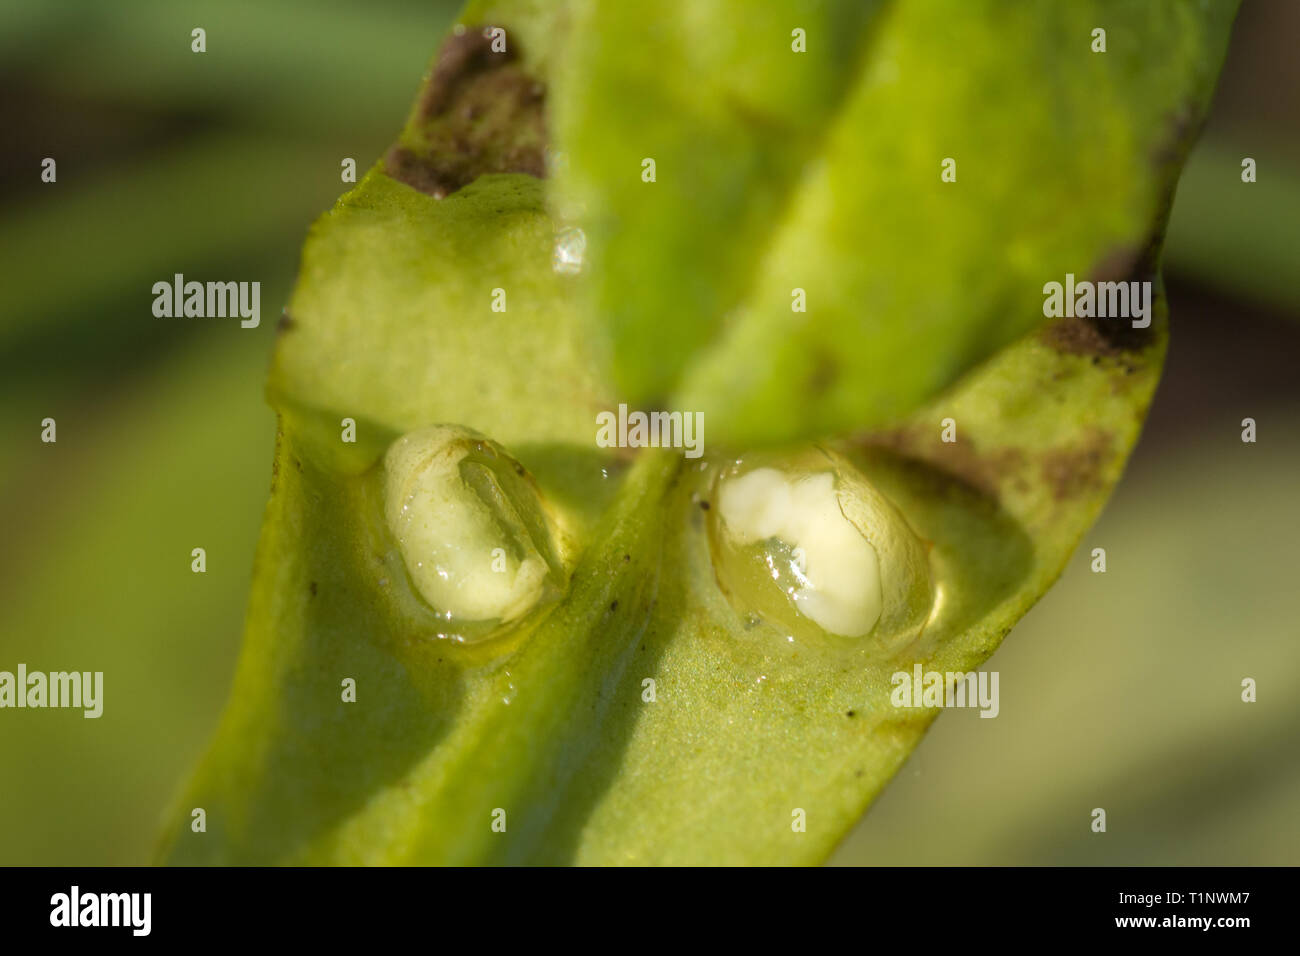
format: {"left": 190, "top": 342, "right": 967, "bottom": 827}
{"left": 0, "top": 0, "right": 1296, "bottom": 865}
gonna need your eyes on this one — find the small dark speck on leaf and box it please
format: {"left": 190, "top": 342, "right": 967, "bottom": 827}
{"left": 309, "top": 581, "right": 318, "bottom": 597}
{"left": 806, "top": 351, "right": 839, "bottom": 397}
{"left": 610, "top": 600, "right": 619, "bottom": 612}
{"left": 846, "top": 710, "right": 856, "bottom": 717}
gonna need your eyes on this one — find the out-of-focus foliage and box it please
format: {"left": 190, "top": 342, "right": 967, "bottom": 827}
{"left": 1164, "top": 143, "right": 1300, "bottom": 314}
{"left": 0, "top": 0, "right": 463, "bottom": 864}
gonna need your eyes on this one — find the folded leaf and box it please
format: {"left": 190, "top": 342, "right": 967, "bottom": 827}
{"left": 556, "top": 0, "right": 1238, "bottom": 444}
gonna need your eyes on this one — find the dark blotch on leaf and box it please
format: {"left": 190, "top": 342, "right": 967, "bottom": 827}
{"left": 420, "top": 29, "right": 502, "bottom": 115}
{"left": 1042, "top": 237, "right": 1166, "bottom": 359}
{"left": 1043, "top": 314, "right": 1128, "bottom": 359}
{"left": 384, "top": 26, "right": 547, "bottom": 199}
{"left": 1040, "top": 429, "right": 1113, "bottom": 502}
{"left": 1043, "top": 239, "right": 1162, "bottom": 357}
{"left": 865, "top": 428, "right": 1025, "bottom": 501}
{"left": 806, "top": 350, "right": 839, "bottom": 397}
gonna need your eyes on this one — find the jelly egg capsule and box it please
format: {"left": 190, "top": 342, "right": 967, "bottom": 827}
{"left": 383, "top": 425, "right": 565, "bottom": 627}
{"left": 708, "top": 448, "right": 931, "bottom": 646}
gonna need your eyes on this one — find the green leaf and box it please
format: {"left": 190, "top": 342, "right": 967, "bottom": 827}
{"left": 160, "top": 1, "right": 1235, "bottom": 864}
{"left": 556, "top": 0, "right": 1238, "bottom": 444}
{"left": 564, "top": 306, "right": 1170, "bottom": 864}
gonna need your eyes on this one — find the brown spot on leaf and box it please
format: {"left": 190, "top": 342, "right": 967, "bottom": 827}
{"left": 1040, "top": 429, "right": 1113, "bottom": 502}
{"left": 800, "top": 348, "right": 842, "bottom": 398}
{"left": 806, "top": 351, "right": 839, "bottom": 397}
{"left": 418, "top": 30, "right": 500, "bottom": 116}
{"left": 1043, "top": 314, "right": 1128, "bottom": 359}
{"left": 1046, "top": 97, "right": 1204, "bottom": 364}
{"left": 865, "top": 427, "right": 1025, "bottom": 500}
{"left": 1040, "top": 240, "right": 1161, "bottom": 358}
{"left": 384, "top": 26, "right": 547, "bottom": 199}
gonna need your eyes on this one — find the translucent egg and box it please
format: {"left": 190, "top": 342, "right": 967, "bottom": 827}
{"left": 707, "top": 447, "right": 932, "bottom": 648}
{"left": 383, "top": 426, "right": 566, "bottom": 636}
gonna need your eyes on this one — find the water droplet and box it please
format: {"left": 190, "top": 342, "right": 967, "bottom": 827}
{"left": 552, "top": 226, "right": 586, "bottom": 275}
{"left": 544, "top": 148, "right": 569, "bottom": 176}
{"left": 384, "top": 426, "right": 568, "bottom": 642}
